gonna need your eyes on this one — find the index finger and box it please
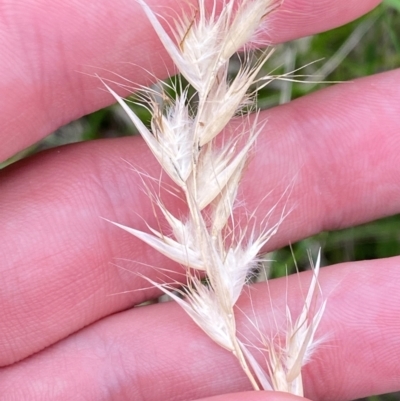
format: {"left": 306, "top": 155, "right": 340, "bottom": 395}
{"left": 1, "top": 0, "right": 381, "bottom": 161}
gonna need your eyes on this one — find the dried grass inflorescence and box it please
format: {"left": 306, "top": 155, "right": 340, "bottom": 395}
{"left": 106, "top": 0, "right": 325, "bottom": 395}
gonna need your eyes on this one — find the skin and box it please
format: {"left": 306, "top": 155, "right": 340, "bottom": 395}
{"left": 1, "top": 0, "right": 400, "bottom": 400}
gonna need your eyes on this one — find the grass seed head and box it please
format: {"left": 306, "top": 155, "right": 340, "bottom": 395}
{"left": 108, "top": 0, "right": 326, "bottom": 395}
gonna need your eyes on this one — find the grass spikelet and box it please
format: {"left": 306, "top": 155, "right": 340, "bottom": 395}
{"left": 266, "top": 251, "right": 326, "bottom": 395}
{"left": 107, "top": 0, "right": 326, "bottom": 395}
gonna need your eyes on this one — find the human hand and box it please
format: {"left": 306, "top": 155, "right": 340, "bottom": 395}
{"left": 1, "top": 0, "right": 399, "bottom": 400}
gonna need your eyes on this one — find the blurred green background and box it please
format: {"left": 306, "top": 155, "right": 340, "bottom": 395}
{"left": 2, "top": 1, "right": 400, "bottom": 399}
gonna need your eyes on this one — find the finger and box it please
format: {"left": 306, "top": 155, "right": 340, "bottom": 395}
{"left": 268, "top": 0, "right": 382, "bottom": 43}
{"left": 196, "top": 392, "right": 307, "bottom": 401}
{"left": 1, "top": 69, "right": 400, "bottom": 366}
{"left": 1, "top": 261, "right": 399, "bottom": 401}
{"left": 1, "top": 0, "right": 381, "bottom": 161}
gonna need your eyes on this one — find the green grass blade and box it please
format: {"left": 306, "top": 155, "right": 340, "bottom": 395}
{"left": 384, "top": 0, "right": 400, "bottom": 11}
